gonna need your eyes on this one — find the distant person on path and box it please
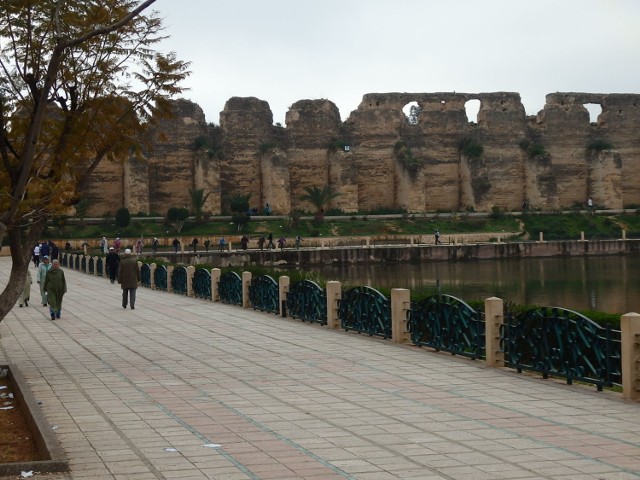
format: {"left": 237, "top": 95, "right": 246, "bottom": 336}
{"left": 277, "top": 236, "right": 286, "bottom": 250}
{"left": 588, "top": 197, "right": 594, "bottom": 215}
{"left": 191, "top": 237, "right": 199, "bottom": 253}
{"left": 113, "top": 237, "right": 122, "bottom": 253}
{"left": 240, "top": 235, "right": 249, "bottom": 250}
{"left": 118, "top": 249, "right": 140, "bottom": 310}
{"left": 264, "top": 203, "right": 272, "bottom": 216}
{"left": 204, "top": 239, "right": 211, "bottom": 252}
{"left": 50, "top": 242, "right": 59, "bottom": 260}
{"left": 43, "top": 259, "right": 67, "bottom": 320}
{"left": 135, "top": 238, "right": 144, "bottom": 255}
{"left": 19, "top": 269, "right": 32, "bottom": 307}
{"left": 37, "top": 256, "right": 51, "bottom": 306}
{"left": 32, "top": 243, "right": 40, "bottom": 267}
{"left": 172, "top": 238, "right": 180, "bottom": 253}
{"left": 40, "top": 241, "right": 50, "bottom": 262}
{"left": 152, "top": 237, "right": 159, "bottom": 253}
{"left": 295, "top": 235, "right": 302, "bottom": 249}
{"left": 218, "top": 237, "right": 226, "bottom": 252}
{"left": 267, "top": 232, "right": 274, "bottom": 250}
{"left": 258, "top": 235, "right": 265, "bottom": 250}
{"left": 435, "top": 229, "right": 441, "bottom": 245}
{"left": 100, "top": 236, "right": 108, "bottom": 254}
{"left": 105, "top": 247, "right": 121, "bottom": 284}
{"left": 521, "top": 199, "right": 527, "bottom": 211}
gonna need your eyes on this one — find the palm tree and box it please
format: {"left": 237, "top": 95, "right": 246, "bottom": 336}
{"left": 299, "top": 186, "right": 341, "bottom": 221}
{"left": 189, "top": 188, "right": 211, "bottom": 222}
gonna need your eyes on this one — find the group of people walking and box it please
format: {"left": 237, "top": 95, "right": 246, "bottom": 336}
{"left": 19, "top": 239, "right": 142, "bottom": 318}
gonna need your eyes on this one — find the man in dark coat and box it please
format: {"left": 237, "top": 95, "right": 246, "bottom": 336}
{"left": 105, "top": 247, "right": 120, "bottom": 284}
{"left": 43, "top": 259, "right": 67, "bottom": 320}
{"left": 118, "top": 248, "right": 140, "bottom": 309}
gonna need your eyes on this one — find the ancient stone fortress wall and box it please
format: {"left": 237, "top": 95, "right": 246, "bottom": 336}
{"left": 82, "top": 92, "right": 640, "bottom": 216}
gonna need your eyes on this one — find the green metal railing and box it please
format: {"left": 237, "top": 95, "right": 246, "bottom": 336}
{"left": 249, "top": 275, "right": 279, "bottom": 314}
{"left": 408, "top": 295, "right": 485, "bottom": 359}
{"left": 219, "top": 271, "right": 242, "bottom": 305}
{"left": 286, "top": 280, "right": 327, "bottom": 325}
{"left": 88, "top": 257, "right": 95, "bottom": 274}
{"left": 96, "top": 257, "right": 103, "bottom": 275}
{"left": 141, "top": 264, "right": 151, "bottom": 287}
{"left": 172, "top": 266, "right": 188, "bottom": 295}
{"left": 502, "top": 307, "right": 622, "bottom": 390}
{"left": 339, "top": 286, "right": 391, "bottom": 339}
{"left": 154, "top": 265, "right": 168, "bottom": 291}
{"left": 193, "top": 268, "right": 212, "bottom": 300}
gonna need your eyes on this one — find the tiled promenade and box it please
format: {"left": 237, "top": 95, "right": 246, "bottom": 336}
{"left": 0, "top": 257, "right": 638, "bottom": 480}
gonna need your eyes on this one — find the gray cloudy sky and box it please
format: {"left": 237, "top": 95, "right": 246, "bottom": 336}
{"left": 152, "top": 0, "right": 640, "bottom": 125}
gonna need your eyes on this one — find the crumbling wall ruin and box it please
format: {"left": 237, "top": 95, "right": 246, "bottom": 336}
{"left": 81, "top": 92, "right": 640, "bottom": 216}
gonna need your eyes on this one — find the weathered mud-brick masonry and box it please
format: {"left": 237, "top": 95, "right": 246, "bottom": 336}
{"left": 82, "top": 92, "right": 640, "bottom": 216}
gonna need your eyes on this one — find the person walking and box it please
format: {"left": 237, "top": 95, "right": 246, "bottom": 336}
{"left": 19, "top": 269, "right": 32, "bottom": 307}
{"left": 43, "top": 259, "right": 67, "bottom": 320}
{"left": 277, "top": 236, "right": 286, "bottom": 250}
{"left": 32, "top": 243, "right": 40, "bottom": 267}
{"left": 100, "top": 236, "right": 108, "bottom": 254}
{"left": 152, "top": 237, "right": 159, "bottom": 253}
{"left": 105, "top": 247, "right": 120, "bottom": 284}
{"left": 191, "top": 237, "right": 199, "bottom": 253}
{"left": 37, "top": 256, "right": 51, "bottom": 306}
{"left": 172, "top": 238, "right": 180, "bottom": 253}
{"left": 118, "top": 249, "right": 140, "bottom": 310}
{"left": 135, "top": 238, "right": 144, "bottom": 255}
{"left": 435, "top": 229, "right": 441, "bottom": 245}
{"left": 295, "top": 235, "right": 302, "bottom": 249}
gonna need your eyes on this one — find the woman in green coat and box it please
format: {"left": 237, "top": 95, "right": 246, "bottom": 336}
{"left": 43, "top": 260, "right": 67, "bottom": 320}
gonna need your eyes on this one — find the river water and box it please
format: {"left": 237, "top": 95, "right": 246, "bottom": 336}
{"left": 312, "top": 256, "right": 640, "bottom": 314}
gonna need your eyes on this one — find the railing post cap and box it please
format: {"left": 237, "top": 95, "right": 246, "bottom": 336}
{"left": 486, "top": 296, "right": 503, "bottom": 301}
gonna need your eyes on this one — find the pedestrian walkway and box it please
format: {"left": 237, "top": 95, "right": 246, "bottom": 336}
{"left": 0, "top": 257, "right": 638, "bottom": 480}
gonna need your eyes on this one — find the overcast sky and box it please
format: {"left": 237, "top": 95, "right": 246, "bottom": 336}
{"left": 152, "top": 0, "right": 640, "bottom": 125}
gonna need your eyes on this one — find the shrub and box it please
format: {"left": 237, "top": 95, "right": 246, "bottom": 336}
{"left": 587, "top": 138, "right": 614, "bottom": 152}
{"left": 458, "top": 137, "right": 484, "bottom": 159}
{"left": 115, "top": 208, "right": 131, "bottom": 228}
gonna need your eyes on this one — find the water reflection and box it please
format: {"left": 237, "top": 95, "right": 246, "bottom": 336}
{"left": 313, "top": 256, "right": 640, "bottom": 314}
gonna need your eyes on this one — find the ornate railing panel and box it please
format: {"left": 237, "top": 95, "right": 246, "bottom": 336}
{"left": 408, "top": 295, "right": 485, "bottom": 359}
{"left": 501, "top": 307, "right": 622, "bottom": 390}
{"left": 88, "top": 257, "right": 95, "bottom": 274}
{"left": 80, "top": 256, "right": 86, "bottom": 271}
{"left": 219, "top": 271, "right": 242, "bottom": 305}
{"left": 154, "top": 266, "right": 168, "bottom": 291}
{"left": 141, "top": 264, "right": 151, "bottom": 288}
{"left": 172, "top": 266, "right": 188, "bottom": 295}
{"left": 74, "top": 256, "right": 80, "bottom": 270}
{"left": 286, "top": 280, "right": 327, "bottom": 324}
{"left": 96, "top": 257, "right": 103, "bottom": 276}
{"left": 338, "top": 286, "right": 391, "bottom": 339}
{"left": 249, "top": 275, "right": 279, "bottom": 314}
{"left": 61, "top": 254, "right": 68, "bottom": 267}
{"left": 193, "top": 268, "right": 212, "bottom": 300}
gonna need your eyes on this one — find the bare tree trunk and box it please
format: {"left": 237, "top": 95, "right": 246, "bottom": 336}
{"left": 0, "top": 221, "right": 45, "bottom": 323}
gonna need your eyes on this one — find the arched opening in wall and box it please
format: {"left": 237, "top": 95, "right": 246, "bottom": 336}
{"left": 465, "top": 99, "right": 481, "bottom": 124}
{"left": 403, "top": 101, "right": 421, "bottom": 125}
{"left": 583, "top": 103, "right": 602, "bottom": 124}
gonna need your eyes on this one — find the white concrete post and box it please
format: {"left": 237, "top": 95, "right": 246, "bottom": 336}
{"left": 150, "top": 263, "right": 157, "bottom": 289}
{"left": 621, "top": 312, "right": 640, "bottom": 401}
{"left": 391, "top": 288, "right": 411, "bottom": 344}
{"left": 85, "top": 255, "right": 90, "bottom": 274}
{"left": 580, "top": 231, "right": 585, "bottom": 241}
{"left": 279, "top": 276, "right": 290, "bottom": 317}
{"left": 326, "top": 281, "right": 342, "bottom": 330}
{"left": 623, "top": 229, "right": 627, "bottom": 240}
{"left": 539, "top": 232, "right": 544, "bottom": 242}
{"left": 242, "top": 271, "right": 252, "bottom": 308}
{"left": 167, "top": 265, "right": 174, "bottom": 292}
{"left": 211, "top": 268, "right": 221, "bottom": 302}
{"left": 485, "top": 297, "right": 504, "bottom": 368}
{"left": 366, "top": 237, "right": 371, "bottom": 247}
{"left": 186, "top": 265, "right": 195, "bottom": 296}
{"left": 93, "top": 257, "right": 99, "bottom": 275}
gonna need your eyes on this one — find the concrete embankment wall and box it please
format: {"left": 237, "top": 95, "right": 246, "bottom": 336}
{"left": 187, "top": 239, "right": 640, "bottom": 267}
